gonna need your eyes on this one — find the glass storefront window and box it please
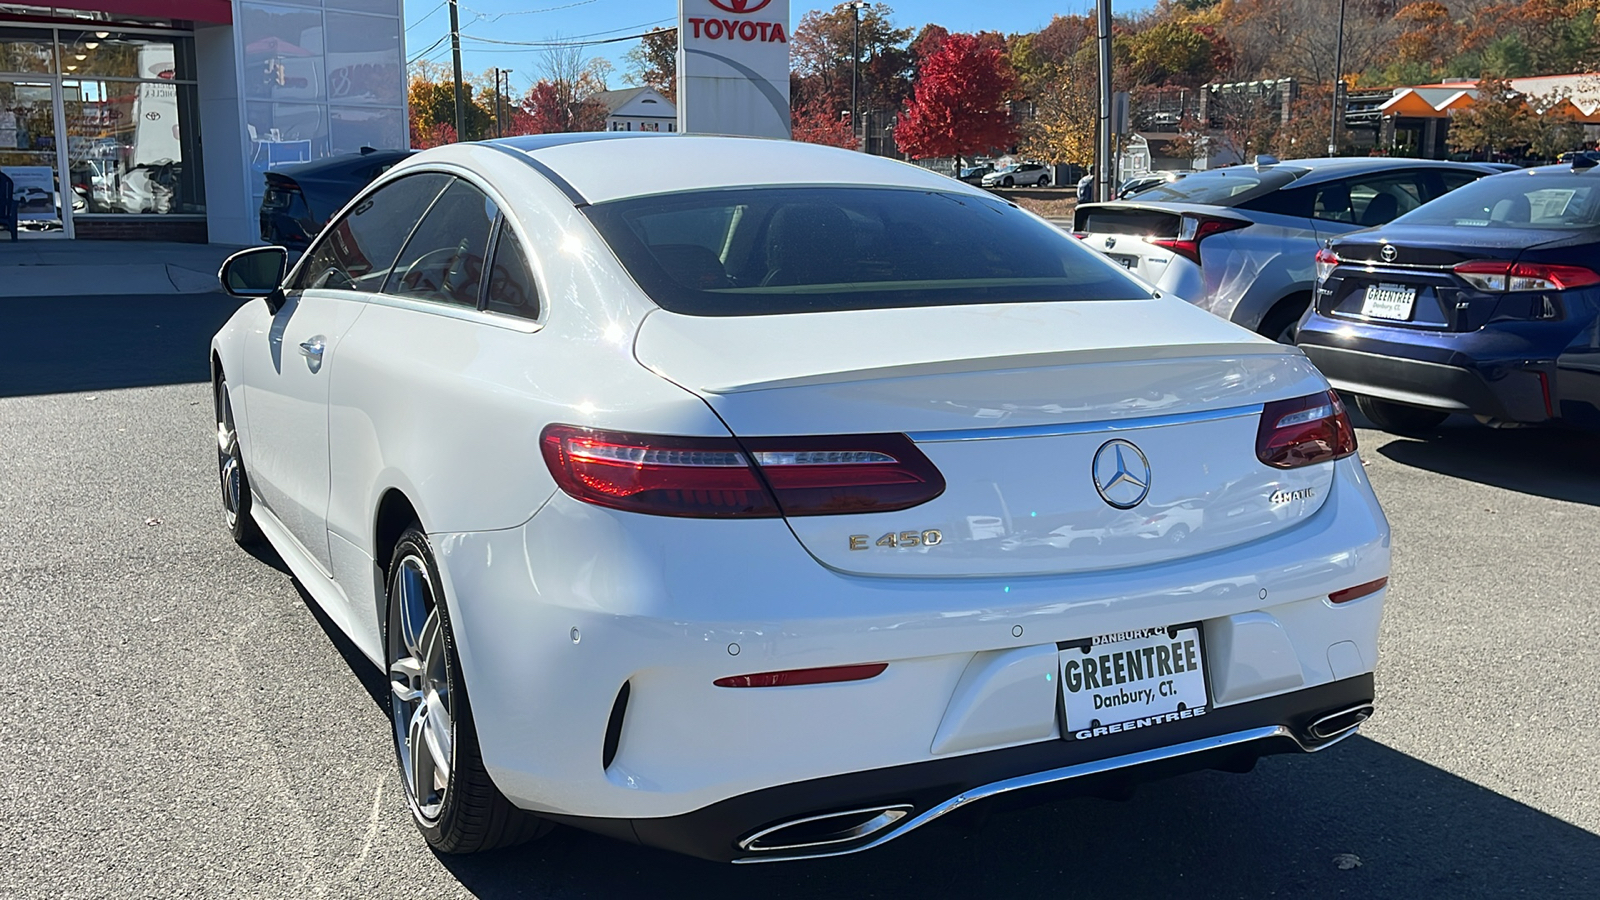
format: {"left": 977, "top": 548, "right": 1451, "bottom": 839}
{"left": 57, "top": 32, "right": 193, "bottom": 81}
{"left": 64, "top": 79, "right": 203, "bottom": 214}
{"left": 330, "top": 105, "right": 401, "bottom": 154}
{"left": 325, "top": 12, "right": 401, "bottom": 106}
{"left": 326, "top": 0, "right": 400, "bottom": 18}
{"left": 247, "top": 100, "right": 326, "bottom": 199}
{"left": 1, "top": 27, "right": 53, "bottom": 73}
{"left": 240, "top": 4, "right": 325, "bottom": 102}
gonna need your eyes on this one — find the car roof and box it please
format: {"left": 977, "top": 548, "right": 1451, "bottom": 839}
{"left": 1250, "top": 156, "right": 1496, "bottom": 187}
{"left": 486, "top": 133, "right": 983, "bottom": 205}
{"left": 274, "top": 148, "right": 414, "bottom": 179}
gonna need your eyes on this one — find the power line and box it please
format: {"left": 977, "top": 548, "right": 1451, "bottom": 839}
{"left": 464, "top": 0, "right": 604, "bottom": 22}
{"left": 459, "top": 19, "right": 674, "bottom": 49}
{"left": 405, "top": 0, "right": 447, "bottom": 32}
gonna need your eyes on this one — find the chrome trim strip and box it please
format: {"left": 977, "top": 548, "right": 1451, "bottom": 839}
{"left": 739, "top": 805, "right": 912, "bottom": 852}
{"left": 908, "top": 404, "right": 1262, "bottom": 443}
{"left": 733, "top": 724, "right": 1343, "bottom": 864}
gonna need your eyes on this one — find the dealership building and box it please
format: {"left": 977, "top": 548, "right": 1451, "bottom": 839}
{"left": 0, "top": 0, "right": 406, "bottom": 243}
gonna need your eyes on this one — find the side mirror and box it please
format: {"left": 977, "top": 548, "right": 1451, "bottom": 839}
{"left": 220, "top": 246, "right": 288, "bottom": 299}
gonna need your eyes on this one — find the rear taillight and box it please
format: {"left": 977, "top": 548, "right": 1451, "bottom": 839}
{"left": 539, "top": 426, "right": 944, "bottom": 518}
{"left": 1150, "top": 214, "right": 1247, "bottom": 266}
{"left": 1453, "top": 260, "right": 1600, "bottom": 292}
{"left": 1256, "top": 391, "right": 1357, "bottom": 469}
{"left": 1315, "top": 247, "right": 1338, "bottom": 283}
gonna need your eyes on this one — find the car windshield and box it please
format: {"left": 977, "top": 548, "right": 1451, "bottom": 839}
{"left": 1392, "top": 172, "right": 1600, "bottom": 229}
{"left": 584, "top": 186, "right": 1150, "bottom": 316}
{"left": 1127, "top": 167, "right": 1301, "bottom": 206}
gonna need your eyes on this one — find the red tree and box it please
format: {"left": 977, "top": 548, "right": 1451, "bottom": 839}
{"left": 894, "top": 32, "right": 1018, "bottom": 170}
{"left": 791, "top": 99, "right": 856, "bottom": 148}
{"left": 517, "top": 80, "right": 608, "bottom": 134}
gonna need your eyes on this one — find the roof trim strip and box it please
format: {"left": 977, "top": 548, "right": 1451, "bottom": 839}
{"left": 482, "top": 142, "right": 589, "bottom": 207}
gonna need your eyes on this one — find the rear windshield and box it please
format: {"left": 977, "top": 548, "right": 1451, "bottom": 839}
{"left": 1125, "top": 167, "right": 1301, "bottom": 207}
{"left": 584, "top": 186, "right": 1150, "bottom": 316}
{"left": 1393, "top": 172, "right": 1600, "bottom": 229}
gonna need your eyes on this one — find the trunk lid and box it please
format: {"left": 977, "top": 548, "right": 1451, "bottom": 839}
{"left": 1072, "top": 202, "right": 1250, "bottom": 283}
{"left": 634, "top": 300, "right": 1335, "bottom": 577}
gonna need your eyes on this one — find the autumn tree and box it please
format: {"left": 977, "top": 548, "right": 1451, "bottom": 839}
{"left": 791, "top": 4, "right": 915, "bottom": 129}
{"left": 1019, "top": 52, "right": 1097, "bottom": 167}
{"left": 625, "top": 27, "right": 677, "bottom": 97}
{"left": 895, "top": 32, "right": 1019, "bottom": 171}
{"left": 518, "top": 79, "right": 608, "bottom": 134}
{"left": 791, "top": 99, "right": 856, "bottom": 147}
{"left": 1447, "top": 77, "right": 1535, "bottom": 158}
{"left": 408, "top": 60, "right": 494, "bottom": 143}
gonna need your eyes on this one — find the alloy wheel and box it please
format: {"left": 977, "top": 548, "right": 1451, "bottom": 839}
{"left": 216, "top": 387, "right": 242, "bottom": 529}
{"left": 389, "top": 554, "right": 455, "bottom": 822}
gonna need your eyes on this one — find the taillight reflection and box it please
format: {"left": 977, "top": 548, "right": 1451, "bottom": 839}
{"left": 540, "top": 426, "right": 944, "bottom": 518}
{"left": 1256, "top": 391, "right": 1357, "bottom": 469}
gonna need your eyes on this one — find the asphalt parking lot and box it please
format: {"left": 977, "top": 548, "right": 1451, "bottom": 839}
{"left": 2, "top": 292, "right": 1597, "bottom": 898}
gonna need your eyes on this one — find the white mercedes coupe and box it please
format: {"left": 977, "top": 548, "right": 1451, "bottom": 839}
{"left": 212, "top": 134, "right": 1390, "bottom": 863}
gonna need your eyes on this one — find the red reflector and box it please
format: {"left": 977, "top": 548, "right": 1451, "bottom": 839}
{"left": 714, "top": 663, "right": 889, "bottom": 688}
{"left": 1256, "top": 390, "right": 1357, "bottom": 469}
{"left": 1330, "top": 577, "right": 1388, "bottom": 604}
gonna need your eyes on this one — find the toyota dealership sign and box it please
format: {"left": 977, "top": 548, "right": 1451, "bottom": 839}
{"left": 677, "top": 0, "right": 791, "bottom": 138}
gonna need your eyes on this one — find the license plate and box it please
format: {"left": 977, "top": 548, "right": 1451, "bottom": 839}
{"left": 1361, "top": 283, "right": 1416, "bottom": 320}
{"left": 1059, "top": 625, "right": 1209, "bottom": 740}
{"left": 1111, "top": 254, "right": 1139, "bottom": 269}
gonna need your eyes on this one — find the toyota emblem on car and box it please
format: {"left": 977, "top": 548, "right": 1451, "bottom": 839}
{"left": 1380, "top": 244, "right": 1397, "bottom": 262}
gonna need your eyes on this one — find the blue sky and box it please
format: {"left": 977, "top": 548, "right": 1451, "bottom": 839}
{"left": 402, "top": 0, "right": 1155, "bottom": 92}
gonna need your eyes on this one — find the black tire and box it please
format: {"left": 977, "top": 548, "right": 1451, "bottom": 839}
{"left": 385, "top": 527, "right": 552, "bottom": 854}
{"left": 1003, "top": 176, "right": 1015, "bottom": 187}
{"left": 215, "top": 377, "right": 263, "bottom": 547}
{"left": 1258, "top": 294, "right": 1312, "bottom": 345}
{"left": 1354, "top": 396, "right": 1449, "bottom": 435}
{"left": 1039, "top": 175, "right": 1051, "bottom": 187}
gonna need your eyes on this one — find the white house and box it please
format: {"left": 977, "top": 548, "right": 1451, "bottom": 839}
{"left": 595, "top": 87, "right": 677, "bottom": 132}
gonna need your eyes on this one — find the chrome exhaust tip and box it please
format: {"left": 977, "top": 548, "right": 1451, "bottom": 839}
{"left": 739, "top": 805, "right": 913, "bottom": 854}
{"left": 1307, "top": 703, "right": 1374, "bottom": 741}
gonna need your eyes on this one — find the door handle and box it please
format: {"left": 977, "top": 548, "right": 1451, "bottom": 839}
{"left": 298, "top": 337, "right": 325, "bottom": 358}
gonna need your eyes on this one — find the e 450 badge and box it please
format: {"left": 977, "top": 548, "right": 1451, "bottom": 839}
{"left": 849, "top": 530, "right": 942, "bottom": 550}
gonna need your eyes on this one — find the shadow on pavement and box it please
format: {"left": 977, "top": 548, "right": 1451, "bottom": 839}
{"left": 0, "top": 292, "right": 244, "bottom": 398}
{"left": 433, "top": 736, "right": 1599, "bottom": 898}
{"left": 1373, "top": 426, "right": 1600, "bottom": 506}
{"left": 290, "top": 577, "right": 390, "bottom": 713}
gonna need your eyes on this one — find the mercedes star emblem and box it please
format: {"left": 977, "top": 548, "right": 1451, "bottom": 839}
{"left": 1092, "top": 439, "right": 1152, "bottom": 509}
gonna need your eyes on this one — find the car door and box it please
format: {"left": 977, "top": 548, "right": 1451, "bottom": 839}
{"left": 242, "top": 171, "right": 451, "bottom": 572}
{"left": 321, "top": 176, "right": 513, "bottom": 654}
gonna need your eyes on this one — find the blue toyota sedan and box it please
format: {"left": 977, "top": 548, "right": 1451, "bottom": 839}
{"left": 1296, "top": 163, "right": 1600, "bottom": 434}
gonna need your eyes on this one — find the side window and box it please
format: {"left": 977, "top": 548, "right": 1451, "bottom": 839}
{"left": 291, "top": 172, "right": 449, "bottom": 292}
{"left": 484, "top": 221, "right": 540, "bottom": 320}
{"left": 1239, "top": 185, "right": 1313, "bottom": 218}
{"left": 384, "top": 178, "right": 498, "bottom": 307}
{"left": 1437, "top": 170, "right": 1481, "bottom": 197}
{"left": 1315, "top": 172, "right": 1428, "bottom": 227}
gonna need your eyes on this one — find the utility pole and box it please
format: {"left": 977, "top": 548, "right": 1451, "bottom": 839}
{"left": 448, "top": 0, "right": 466, "bottom": 141}
{"left": 1329, "top": 0, "right": 1347, "bottom": 156}
{"left": 492, "top": 67, "right": 501, "bottom": 138}
{"left": 848, "top": 1, "right": 868, "bottom": 151}
{"left": 1096, "top": 0, "right": 1113, "bottom": 201}
{"left": 501, "top": 69, "right": 512, "bottom": 136}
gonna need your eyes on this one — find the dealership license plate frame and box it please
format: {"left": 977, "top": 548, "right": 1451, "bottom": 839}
{"left": 1362, "top": 283, "right": 1417, "bottom": 321}
{"left": 1057, "top": 623, "right": 1211, "bottom": 741}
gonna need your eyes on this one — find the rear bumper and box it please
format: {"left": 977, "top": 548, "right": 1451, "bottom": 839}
{"left": 1298, "top": 319, "right": 1554, "bottom": 423}
{"left": 545, "top": 674, "right": 1374, "bottom": 862}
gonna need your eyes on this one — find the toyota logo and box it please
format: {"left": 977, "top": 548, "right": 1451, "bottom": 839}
{"left": 708, "top": 0, "right": 771, "bottom": 11}
{"left": 1380, "top": 244, "right": 1397, "bottom": 262}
